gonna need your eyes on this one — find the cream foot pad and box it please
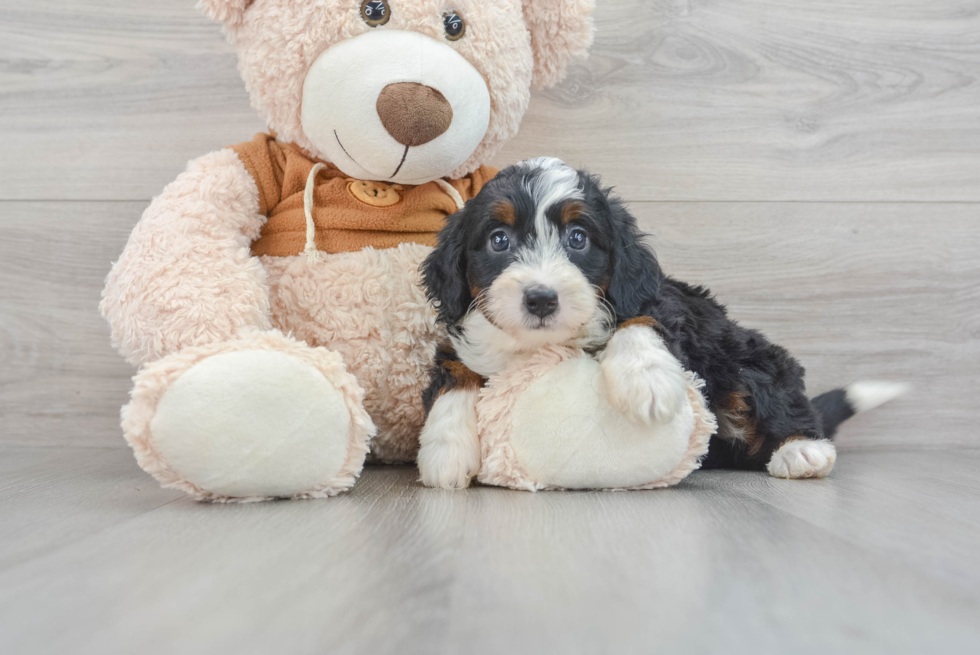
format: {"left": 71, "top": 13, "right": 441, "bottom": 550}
{"left": 122, "top": 331, "right": 375, "bottom": 502}
{"left": 477, "top": 346, "right": 716, "bottom": 491}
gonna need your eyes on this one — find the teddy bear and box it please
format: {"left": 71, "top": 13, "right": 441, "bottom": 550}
{"left": 100, "top": 0, "right": 598, "bottom": 501}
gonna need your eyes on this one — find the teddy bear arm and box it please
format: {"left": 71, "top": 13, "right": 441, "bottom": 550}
{"left": 101, "top": 148, "right": 273, "bottom": 366}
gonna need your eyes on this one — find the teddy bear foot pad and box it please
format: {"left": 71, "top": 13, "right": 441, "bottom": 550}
{"left": 122, "top": 332, "right": 374, "bottom": 502}
{"left": 477, "top": 347, "right": 716, "bottom": 491}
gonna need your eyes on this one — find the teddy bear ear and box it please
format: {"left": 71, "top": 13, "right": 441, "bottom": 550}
{"left": 197, "top": 0, "right": 254, "bottom": 29}
{"left": 522, "top": 0, "right": 597, "bottom": 90}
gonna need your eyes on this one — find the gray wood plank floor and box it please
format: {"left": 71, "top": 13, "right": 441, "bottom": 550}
{"left": 1, "top": 446, "right": 979, "bottom": 654}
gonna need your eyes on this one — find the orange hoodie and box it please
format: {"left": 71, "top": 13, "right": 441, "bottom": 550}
{"left": 232, "top": 133, "right": 497, "bottom": 257}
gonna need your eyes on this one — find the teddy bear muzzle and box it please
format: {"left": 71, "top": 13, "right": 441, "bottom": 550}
{"left": 301, "top": 29, "right": 491, "bottom": 185}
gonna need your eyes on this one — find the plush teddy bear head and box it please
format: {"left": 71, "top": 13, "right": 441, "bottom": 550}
{"left": 199, "top": 0, "right": 595, "bottom": 185}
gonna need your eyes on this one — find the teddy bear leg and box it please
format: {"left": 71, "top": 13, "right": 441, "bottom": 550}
{"left": 122, "top": 331, "right": 375, "bottom": 502}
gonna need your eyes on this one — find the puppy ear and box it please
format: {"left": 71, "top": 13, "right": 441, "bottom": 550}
{"left": 603, "top": 193, "right": 663, "bottom": 319}
{"left": 197, "top": 0, "right": 253, "bottom": 30}
{"left": 522, "top": 0, "right": 596, "bottom": 90}
{"left": 422, "top": 209, "right": 473, "bottom": 327}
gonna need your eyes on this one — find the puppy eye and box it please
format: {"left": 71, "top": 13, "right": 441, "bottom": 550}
{"left": 361, "top": 0, "right": 391, "bottom": 27}
{"left": 489, "top": 230, "right": 510, "bottom": 253}
{"left": 443, "top": 11, "right": 466, "bottom": 41}
{"left": 567, "top": 228, "right": 589, "bottom": 251}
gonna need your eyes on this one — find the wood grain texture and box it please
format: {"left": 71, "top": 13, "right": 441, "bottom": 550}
{"left": 1, "top": 1, "right": 979, "bottom": 201}
{"left": 687, "top": 448, "right": 980, "bottom": 594}
{"left": 508, "top": 0, "right": 980, "bottom": 201}
{"left": 2, "top": 4, "right": 978, "bottom": 652}
{"left": 0, "top": 448, "right": 183, "bottom": 571}
{"left": 1, "top": 448, "right": 978, "bottom": 654}
{"left": 2, "top": 201, "right": 977, "bottom": 448}
{"left": 0, "top": 202, "right": 136, "bottom": 446}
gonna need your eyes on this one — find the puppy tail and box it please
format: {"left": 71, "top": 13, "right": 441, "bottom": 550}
{"left": 812, "top": 381, "right": 910, "bottom": 439}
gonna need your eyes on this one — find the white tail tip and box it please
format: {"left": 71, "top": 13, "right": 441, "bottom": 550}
{"left": 845, "top": 381, "right": 911, "bottom": 414}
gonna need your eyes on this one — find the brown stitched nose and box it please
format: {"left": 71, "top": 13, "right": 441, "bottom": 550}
{"left": 376, "top": 82, "right": 453, "bottom": 147}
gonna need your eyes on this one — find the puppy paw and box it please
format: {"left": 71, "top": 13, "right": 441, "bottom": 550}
{"left": 767, "top": 439, "right": 837, "bottom": 479}
{"left": 600, "top": 326, "right": 688, "bottom": 425}
{"left": 417, "top": 390, "right": 480, "bottom": 490}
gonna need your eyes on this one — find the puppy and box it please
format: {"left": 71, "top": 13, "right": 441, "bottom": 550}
{"left": 418, "top": 157, "right": 905, "bottom": 489}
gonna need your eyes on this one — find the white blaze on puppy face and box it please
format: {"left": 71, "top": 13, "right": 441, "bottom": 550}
{"left": 481, "top": 159, "right": 606, "bottom": 347}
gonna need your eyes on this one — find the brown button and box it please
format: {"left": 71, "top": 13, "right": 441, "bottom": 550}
{"left": 376, "top": 82, "right": 453, "bottom": 147}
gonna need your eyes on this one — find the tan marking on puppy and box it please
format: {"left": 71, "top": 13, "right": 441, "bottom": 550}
{"left": 470, "top": 285, "right": 483, "bottom": 299}
{"left": 619, "top": 316, "right": 659, "bottom": 330}
{"left": 561, "top": 200, "right": 584, "bottom": 224}
{"left": 442, "top": 360, "right": 484, "bottom": 391}
{"left": 723, "top": 391, "right": 763, "bottom": 456}
{"left": 492, "top": 201, "right": 516, "bottom": 225}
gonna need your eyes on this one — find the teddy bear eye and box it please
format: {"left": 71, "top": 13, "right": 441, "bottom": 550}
{"left": 361, "top": 0, "right": 391, "bottom": 27}
{"left": 443, "top": 11, "right": 466, "bottom": 41}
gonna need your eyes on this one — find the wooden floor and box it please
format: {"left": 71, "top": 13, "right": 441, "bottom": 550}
{"left": 2, "top": 1, "right": 980, "bottom": 652}
{"left": 1, "top": 446, "right": 979, "bottom": 654}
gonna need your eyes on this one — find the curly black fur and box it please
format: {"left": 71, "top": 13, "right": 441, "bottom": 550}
{"left": 422, "top": 161, "right": 858, "bottom": 471}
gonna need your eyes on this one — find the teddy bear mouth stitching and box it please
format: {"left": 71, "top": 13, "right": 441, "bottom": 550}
{"left": 334, "top": 130, "right": 409, "bottom": 181}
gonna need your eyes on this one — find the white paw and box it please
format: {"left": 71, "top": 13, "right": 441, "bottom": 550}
{"left": 767, "top": 439, "right": 837, "bottom": 479}
{"left": 600, "top": 326, "right": 688, "bottom": 425}
{"left": 417, "top": 390, "right": 481, "bottom": 490}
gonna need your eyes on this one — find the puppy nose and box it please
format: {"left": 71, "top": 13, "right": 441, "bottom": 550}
{"left": 376, "top": 82, "right": 453, "bottom": 147}
{"left": 524, "top": 287, "right": 559, "bottom": 319}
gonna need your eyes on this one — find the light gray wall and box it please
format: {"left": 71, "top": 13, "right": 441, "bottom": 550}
{"left": 2, "top": 0, "right": 978, "bottom": 448}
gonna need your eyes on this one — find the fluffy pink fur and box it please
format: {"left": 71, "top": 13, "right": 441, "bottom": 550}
{"left": 104, "top": 1, "right": 598, "bottom": 497}
{"left": 199, "top": 0, "right": 594, "bottom": 179}
{"left": 477, "top": 345, "right": 716, "bottom": 491}
{"left": 101, "top": 149, "right": 270, "bottom": 366}
{"left": 198, "top": 0, "right": 253, "bottom": 29}
{"left": 121, "top": 330, "right": 375, "bottom": 502}
{"left": 522, "top": 0, "right": 596, "bottom": 90}
{"left": 262, "top": 243, "right": 442, "bottom": 463}
{"left": 104, "top": 185, "right": 442, "bottom": 466}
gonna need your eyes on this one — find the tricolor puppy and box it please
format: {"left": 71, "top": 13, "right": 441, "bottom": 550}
{"left": 418, "top": 158, "right": 905, "bottom": 489}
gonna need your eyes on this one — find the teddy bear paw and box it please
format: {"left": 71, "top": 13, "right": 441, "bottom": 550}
{"left": 124, "top": 334, "right": 374, "bottom": 501}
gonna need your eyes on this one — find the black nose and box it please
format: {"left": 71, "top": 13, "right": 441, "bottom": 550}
{"left": 524, "top": 287, "right": 559, "bottom": 319}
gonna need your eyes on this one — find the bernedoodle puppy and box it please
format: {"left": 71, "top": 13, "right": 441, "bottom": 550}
{"left": 418, "top": 158, "right": 905, "bottom": 489}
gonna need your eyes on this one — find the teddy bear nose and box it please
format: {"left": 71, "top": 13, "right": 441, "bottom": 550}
{"left": 376, "top": 82, "right": 454, "bottom": 147}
